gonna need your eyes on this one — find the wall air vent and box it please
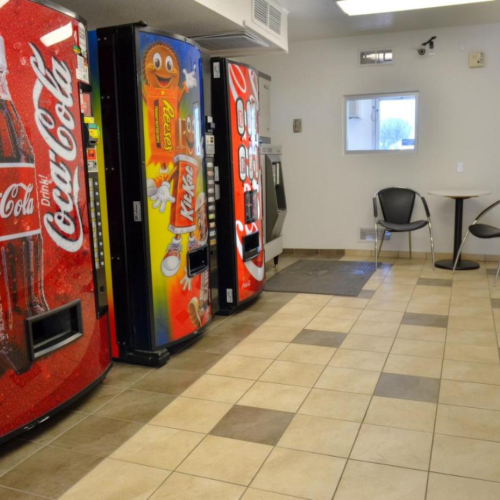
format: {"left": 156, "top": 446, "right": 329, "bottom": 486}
{"left": 268, "top": 5, "right": 282, "bottom": 35}
{"left": 359, "top": 228, "right": 391, "bottom": 242}
{"left": 191, "top": 32, "right": 269, "bottom": 52}
{"left": 252, "top": 0, "right": 284, "bottom": 36}
{"left": 360, "top": 49, "right": 393, "bottom": 65}
{"left": 254, "top": 0, "right": 269, "bottom": 25}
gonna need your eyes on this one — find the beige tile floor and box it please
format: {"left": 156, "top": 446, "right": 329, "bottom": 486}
{"left": 2, "top": 254, "right": 500, "bottom": 499}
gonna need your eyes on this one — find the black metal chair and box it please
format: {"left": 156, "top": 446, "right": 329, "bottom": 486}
{"left": 373, "top": 187, "right": 435, "bottom": 269}
{"left": 453, "top": 200, "right": 500, "bottom": 285}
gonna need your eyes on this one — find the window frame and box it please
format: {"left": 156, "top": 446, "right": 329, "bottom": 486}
{"left": 343, "top": 91, "right": 419, "bottom": 155}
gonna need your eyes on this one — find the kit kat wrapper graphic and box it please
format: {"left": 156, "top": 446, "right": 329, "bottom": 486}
{"left": 168, "top": 154, "right": 198, "bottom": 234}
{"left": 139, "top": 31, "right": 209, "bottom": 346}
{"left": 145, "top": 87, "right": 179, "bottom": 166}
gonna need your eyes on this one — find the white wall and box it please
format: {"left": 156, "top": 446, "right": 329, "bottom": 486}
{"left": 241, "top": 24, "right": 500, "bottom": 255}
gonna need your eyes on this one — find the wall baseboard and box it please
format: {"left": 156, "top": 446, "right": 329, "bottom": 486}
{"left": 283, "top": 248, "right": 499, "bottom": 262}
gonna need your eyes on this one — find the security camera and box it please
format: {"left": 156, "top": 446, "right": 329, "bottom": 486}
{"left": 418, "top": 36, "right": 436, "bottom": 56}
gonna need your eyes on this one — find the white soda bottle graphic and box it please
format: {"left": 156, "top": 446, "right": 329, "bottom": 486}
{"left": 0, "top": 34, "right": 48, "bottom": 375}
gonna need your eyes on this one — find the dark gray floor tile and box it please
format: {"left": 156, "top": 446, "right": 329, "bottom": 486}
{"left": 206, "top": 322, "right": 258, "bottom": 340}
{"left": 165, "top": 350, "right": 225, "bottom": 373}
{"left": 0, "top": 487, "right": 43, "bottom": 500}
{"left": 0, "top": 446, "right": 102, "bottom": 498}
{"left": 375, "top": 373, "right": 440, "bottom": 403}
{"left": 292, "top": 330, "right": 347, "bottom": 348}
{"left": 95, "top": 390, "right": 175, "bottom": 423}
{"left": 402, "top": 312, "right": 448, "bottom": 328}
{"left": 0, "top": 440, "right": 43, "bottom": 476}
{"left": 131, "top": 368, "right": 201, "bottom": 395}
{"left": 210, "top": 405, "right": 294, "bottom": 446}
{"left": 50, "top": 416, "right": 142, "bottom": 457}
{"left": 67, "top": 384, "right": 122, "bottom": 414}
{"left": 190, "top": 335, "right": 242, "bottom": 354}
{"left": 21, "top": 411, "right": 87, "bottom": 445}
{"left": 102, "top": 362, "right": 153, "bottom": 389}
{"left": 227, "top": 310, "right": 275, "bottom": 326}
{"left": 417, "top": 278, "right": 452, "bottom": 287}
{"left": 358, "top": 290, "right": 375, "bottom": 299}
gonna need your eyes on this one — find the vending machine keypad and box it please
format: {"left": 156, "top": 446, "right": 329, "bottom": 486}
{"left": 83, "top": 110, "right": 107, "bottom": 316}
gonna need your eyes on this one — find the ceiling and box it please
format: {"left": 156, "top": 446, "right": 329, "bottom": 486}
{"left": 279, "top": 0, "right": 500, "bottom": 41}
{"left": 54, "top": 0, "right": 242, "bottom": 37}
{"left": 53, "top": 0, "right": 500, "bottom": 43}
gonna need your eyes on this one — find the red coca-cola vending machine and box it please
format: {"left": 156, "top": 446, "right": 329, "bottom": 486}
{"left": 211, "top": 59, "right": 266, "bottom": 314}
{"left": 0, "top": 0, "right": 111, "bottom": 443}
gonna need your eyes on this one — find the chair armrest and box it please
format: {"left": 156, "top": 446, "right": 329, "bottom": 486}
{"left": 373, "top": 196, "right": 378, "bottom": 218}
{"left": 420, "top": 196, "right": 431, "bottom": 218}
{"left": 473, "top": 200, "right": 500, "bottom": 225}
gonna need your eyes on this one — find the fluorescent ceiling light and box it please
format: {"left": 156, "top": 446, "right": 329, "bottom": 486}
{"left": 337, "top": 0, "right": 495, "bottom": 16}
{"left": 40, "top": 22, "right": 73, "bottom": 47}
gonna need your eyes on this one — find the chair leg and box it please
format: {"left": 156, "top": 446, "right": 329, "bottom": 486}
{"left": 494, "top": 255, "right": 500, "bottom": 287}
{"left": 374, "top": 222, "right": 378, "bottom": 270}
{"left": 377, "top": 228, "right": 386, "bottom": 262}
{"left": 452, "top": 230, "right": 470, "bottom": 274}
{"left": 408, "top": 232, "right": 412, "bottom": 260}
{"left": 428, "top": 222, "right": 435, "bottom": 269}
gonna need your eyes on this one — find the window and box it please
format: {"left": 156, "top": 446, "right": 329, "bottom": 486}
{"left": 345, "top": 92, "right": 418, "bottom": 154}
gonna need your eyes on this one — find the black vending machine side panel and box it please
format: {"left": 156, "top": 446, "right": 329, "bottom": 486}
{"left": 210, "top": 58, "right": 238, "bottom": 313}
{"left": 97, "top": 25, "right": 155, "bottom": 357}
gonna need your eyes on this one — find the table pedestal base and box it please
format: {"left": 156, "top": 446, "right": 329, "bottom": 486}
{"left": 435, "top": 259, "right": 479, "bottom": 271}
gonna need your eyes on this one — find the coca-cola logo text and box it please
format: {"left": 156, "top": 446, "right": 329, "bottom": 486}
{"left": 0, "top": 183, "right": 34, "bottom": 218}
{"left": 29, "top": 43, "right": 83, "bottom": 253}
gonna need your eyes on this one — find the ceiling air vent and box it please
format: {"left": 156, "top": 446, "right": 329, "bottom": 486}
{"left": 269, "top": 5, "right": 282, "bottom": 35}
{"left": 254, "top": 0, "right": 269, "bottom": 26}
{"left": 192, "top": 32, "right": 269, "bottom": 52}
{"left": 253, "top": 0, "right": 283, "bottom": 36}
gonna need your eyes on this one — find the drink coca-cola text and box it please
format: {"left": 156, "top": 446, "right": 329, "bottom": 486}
{"left": 29, "top": 43, "right": 83, "bottom": 253}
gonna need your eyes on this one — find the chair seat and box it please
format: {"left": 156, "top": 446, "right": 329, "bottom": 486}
{"left": 469, "top": 223, "right": 500, "bottom": 239}
{"left": 378, "top": 220, "right": 428, "bottom": 232}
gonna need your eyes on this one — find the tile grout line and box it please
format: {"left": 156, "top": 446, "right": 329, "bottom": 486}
{"left": 330, "top": 258, "right": 419, "bottom": 499}
{"left": 143, "top": 291, "right": 302, "bottom": 499}
{"left": 423, "top": 261, "right": 452, "bottom": 500}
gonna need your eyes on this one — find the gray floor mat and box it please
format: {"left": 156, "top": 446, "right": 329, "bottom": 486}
{"left": 265, "top": 260, "right": 386, "bottom": 296}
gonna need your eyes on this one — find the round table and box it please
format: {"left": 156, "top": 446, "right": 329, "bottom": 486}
{"left": 428, "top": 189, "right": 491, "bottom": 271}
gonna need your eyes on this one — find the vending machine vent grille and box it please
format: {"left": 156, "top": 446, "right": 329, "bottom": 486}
{"left": 192, "top": 32, "right": 269, "bottom": 51}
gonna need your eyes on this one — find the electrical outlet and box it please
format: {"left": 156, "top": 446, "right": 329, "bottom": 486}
{"left": 457, "top": 162, "right": 464, "bottom": 173}
{"left": 469, "top": 52, "right": 484, "bottom": 68}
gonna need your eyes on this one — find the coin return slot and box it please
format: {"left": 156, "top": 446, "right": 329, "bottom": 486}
{"left": 26, "top": 300, "right": 83, "bottom": 360}
{"left": 243, "top": 231, "right": 260, "bottom": 262}
{"left": 187, "top": 244, "right": 209, "bottom": 278}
